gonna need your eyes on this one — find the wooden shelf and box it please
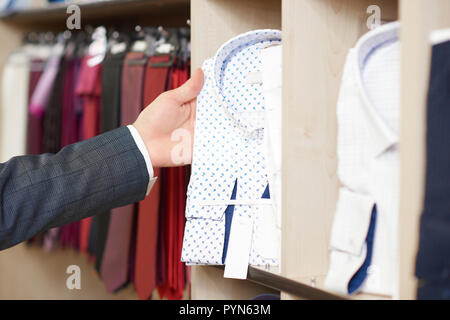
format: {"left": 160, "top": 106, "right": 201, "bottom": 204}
{"left": 212, "top": 266, "right": 346, "bottom": 300}
{"left": 0, "top": 0, "right": 190, "bottom": 28}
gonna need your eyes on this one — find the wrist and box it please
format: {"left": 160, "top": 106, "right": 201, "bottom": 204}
{"left": 133, "top": 122, "right": 164, "bottom": 168}
{"left": 146, "top": 138, "right": 164, "bottom": 168}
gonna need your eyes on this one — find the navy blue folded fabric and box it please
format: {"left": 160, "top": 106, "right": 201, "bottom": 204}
{"left": 416, "top": 39, "right": 450, "bottom": 299}
{"left": 347, "top": 205, "right": 377, "bottom": 294}
{"left": 222, "top": 181, "right": 270, "bottom": 264}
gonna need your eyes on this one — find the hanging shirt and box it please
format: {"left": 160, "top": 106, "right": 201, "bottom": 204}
{"left": 29, "top": 42, "right": 64, "bottom": 118}
{"left": 181, "top": 30, "right": 282, "bottom": 279}
{"left": 325, "top": 22, "right": 400, "bottom": 297}
{"left": 0, "top": 48, "right": 30, "bottom": 162}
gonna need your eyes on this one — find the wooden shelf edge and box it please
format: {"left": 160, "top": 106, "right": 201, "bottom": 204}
{"left": 0, "top": 0, "right": 190, "bottom": 23}
{"left": 211, "top": 266, "right": 347, "bottom": 300}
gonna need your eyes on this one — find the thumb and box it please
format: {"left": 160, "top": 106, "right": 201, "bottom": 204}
{"left": 170, "top": 68, "right": 204, "bottom": 103}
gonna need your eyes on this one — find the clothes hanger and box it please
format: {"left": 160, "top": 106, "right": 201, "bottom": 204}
{"left": 177, "top": 27, "right": 190, "bottom": 67}
{"left": 148, "top": 26, "right": 178, "bottom": 68}
{"left": 107, "top": 29, "right": 130, "bottom": 55}
{"left": 130, "top": 25, "right": 148, "bottom": 52}
{"left": 61, "top": 30, "right": 77, "bottom": 58}
{"left": 44, "top": 32, "right": 56, "bottom": 45}
{"left": 87, "top": 26, "right": 107, "bottom": 67}
{"left": 142, "top": 26, "right": 158, "bottom": 56}
{"left": 23, "top": 32, "right": 39, "bottom": 45}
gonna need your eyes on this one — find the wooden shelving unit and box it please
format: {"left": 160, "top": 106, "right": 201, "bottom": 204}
{"left": 0, "top": 0, "right": 449, "bottom": 300}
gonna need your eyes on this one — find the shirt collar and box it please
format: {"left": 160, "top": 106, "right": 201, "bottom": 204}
{"left": 212, "top": 29, "right": 282, "bottom": 135}
{"left": 352, "top": 22, "right": 400, "bottom": 157}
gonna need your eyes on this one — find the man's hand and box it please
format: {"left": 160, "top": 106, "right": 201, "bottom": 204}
{"left": 133, "top": 68, "right": 204, "bottom": 167}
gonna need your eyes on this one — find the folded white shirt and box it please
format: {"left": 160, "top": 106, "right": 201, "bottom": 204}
{"left": 181, "top": 30, "right": 282, "bottom": 279}
{"left": 325, "top": 22, "right": 400, "bottom": 297}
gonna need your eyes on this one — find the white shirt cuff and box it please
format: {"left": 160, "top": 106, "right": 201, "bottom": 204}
{"left": 127, "top": 125, "right": 157, "bottom": 195}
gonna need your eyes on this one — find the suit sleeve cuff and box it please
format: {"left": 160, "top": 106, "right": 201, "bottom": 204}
{"left": 127, "top": 125, "right": 157, "bottom": 195}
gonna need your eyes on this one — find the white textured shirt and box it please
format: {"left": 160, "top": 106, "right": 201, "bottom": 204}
{"left": 325, "top": 22, "right": 400, "bottom": 297}
{"left": 0, "top": 49, "right": 30, "bottom": 163}
{"left": 0, "top": 44, "right": 53, "bottom": 163}
{"left": 181, "top": 30, "right": 282, "bottom": 279}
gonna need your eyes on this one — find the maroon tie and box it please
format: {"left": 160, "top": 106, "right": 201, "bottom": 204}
{"left": 26, "top": 58, "right": 45, "bottom": 156}
{"left": 101, "top": 52, "right": 146, "bottom": 292}
{"left": 25, "top": 58, "right": 45, "bottom": 246}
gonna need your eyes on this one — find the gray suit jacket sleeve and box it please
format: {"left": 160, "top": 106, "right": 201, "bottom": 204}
{"left": 0, "top": 126, "right": 149, "bottom": 250}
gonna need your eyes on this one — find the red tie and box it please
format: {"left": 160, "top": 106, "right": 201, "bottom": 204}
{"left": 134, "top": 54, "right": 172, "bottom": 300}
{"left": 157, "top": 62, "right": 189, "bottom": 300}
{"left": 101, "top": 52, "right": 146, "bottom": 292}
{"left": 74, "top": 56, "right": 102, "bottom": 255}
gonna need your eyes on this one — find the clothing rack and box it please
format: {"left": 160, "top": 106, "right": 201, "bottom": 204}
{"left": 0, "top": 0, "right": 449, "bottom": 300}
{"left": 0, "top": 0, "right": 190, "bottom": 23}
{"left": 0, "top": 0, "right": 190, "bottom": 31}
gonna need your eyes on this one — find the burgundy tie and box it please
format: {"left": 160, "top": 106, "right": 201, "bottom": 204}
{"left": 26, "top": 58, "right": 45, "bottom": 156}
{"left": 101, "top": 52, "right": 146, "bottom": 292}
{"left": 59, "top": 57, "right": 80, "bottom": 251}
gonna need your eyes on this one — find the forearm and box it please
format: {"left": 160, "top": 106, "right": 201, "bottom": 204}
{"left": 0, "top": 126, "right": 149, "bottom": 250}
